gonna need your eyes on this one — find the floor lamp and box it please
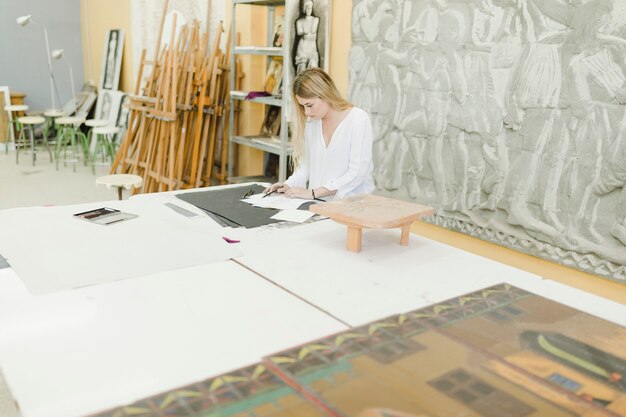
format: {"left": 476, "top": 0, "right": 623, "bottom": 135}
{"left": 51, "top": 49, "right": 77, "bottom": 115}
{"left": 16, "top": 14, "right": 61, "bottom": 110}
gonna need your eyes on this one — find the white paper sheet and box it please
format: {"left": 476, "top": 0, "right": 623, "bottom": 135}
{"left": 241, "top": 193, "right": 312, "bottom": 210}
{"left": 0, "top": 200, "right": 241, "bottom": 294}
{"left": 270, "top": 209, "right": 315, "bottom": 223}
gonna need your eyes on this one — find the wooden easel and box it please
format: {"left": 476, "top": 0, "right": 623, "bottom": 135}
{"left": 110, "top": 1, "right": 233, "bottom": 194}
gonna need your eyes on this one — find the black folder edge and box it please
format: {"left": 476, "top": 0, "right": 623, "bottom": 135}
{"left": 200, "top": 208, "right": 242, "bottom": 228}
{"left": 175, "top": 184, "right": 280, "bottom": 229}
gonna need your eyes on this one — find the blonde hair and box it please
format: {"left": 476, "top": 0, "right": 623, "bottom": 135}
{"left": 291, "top": 67, "right": 352, "bottom": 168}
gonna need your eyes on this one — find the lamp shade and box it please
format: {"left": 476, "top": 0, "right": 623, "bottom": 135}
{"left": 16, "top": 15, "right": 32, "bottom": 26}
{"left": 51, "top": 49, "right": 64, "bottom": 60}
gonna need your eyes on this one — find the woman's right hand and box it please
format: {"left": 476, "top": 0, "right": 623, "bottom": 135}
{"left": 264, "top": 182, "right": 287, "bottom": 194}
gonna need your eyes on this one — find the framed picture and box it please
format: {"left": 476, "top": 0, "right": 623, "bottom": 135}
{"left": 95, "top": 90, "right": 126, "bottom": 125}
{"left": 62, "top": 83, "right": 97, "bottom": 117}
{"left": 114, "top": 94, "right": 131, "bottom": 143}
{"left": 287, "top": 0, "right": 331, "bottom": 76}
{"left": 99, "top": 29, "right": 125, "bottom": 91}
{"left": 272, "top": 15, "right": 285, "bottom": 47}
{"left": 75, "top": 92, "right": 97, "bottom": 120}
{"left": 74, "top": 83, "right": 98, "bottom": 119}
{"left": 260, "top": 105, "right": 281, "bottom": 137}
{"left": 0, "top": 86, "right": 14, "bottom": 143}
{"left": 264, "top": 58, "right": 283, "bottom": 96}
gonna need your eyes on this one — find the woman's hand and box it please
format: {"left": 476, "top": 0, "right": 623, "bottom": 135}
{"left": 264, "top": 182, "right": 286, "bottom": 194}
{"left": 284, "top": 187, "right": 311, "bottom": 199}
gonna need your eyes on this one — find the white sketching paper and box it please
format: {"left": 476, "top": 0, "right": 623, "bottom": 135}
{"left": 241, "top": 193, "right": 312, "bottom": 210}
{"left": 270, "top": 209, "right": 315, "bottom": 223}
{"left": 0, "top": 200, "right": 241, "bottom": 295}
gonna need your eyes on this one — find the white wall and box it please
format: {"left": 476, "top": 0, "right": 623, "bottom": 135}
{"left": 0, "top": 0, "right": 84, "bottom": 110}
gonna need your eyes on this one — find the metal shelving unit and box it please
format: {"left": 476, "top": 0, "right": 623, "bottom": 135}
{"left": 228, "top": 0, "right": 291, "bottom": 182}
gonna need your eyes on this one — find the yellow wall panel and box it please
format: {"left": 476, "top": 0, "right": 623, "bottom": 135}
{"left": 81, "top": 0, "right": 133, "bottom": 93}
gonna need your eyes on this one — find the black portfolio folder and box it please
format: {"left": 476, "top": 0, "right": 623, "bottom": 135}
{"left": 176, "top": 184, "right": 280, "bottom": 228}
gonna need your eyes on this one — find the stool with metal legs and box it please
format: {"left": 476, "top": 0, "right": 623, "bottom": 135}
{"left": 43, "top": 109, "right": 65, "bottom": 143}
{"left": 54, "top": 116, "right": 87, "bottom": 172}
{"left": 4, "top": 104, "right": 28, "bottom": 154}
{"left": 84, "top": 118, "right": 108, "bottom": 147}
{"left": 91, "top": 126, "right": 118, "bottom": 174}
{"left": 15, "top": 116, "right": 51, "bottom": 165}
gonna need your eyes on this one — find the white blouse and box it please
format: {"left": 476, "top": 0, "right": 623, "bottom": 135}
{"left": 284, "top": 107, "right": 375, "bottom": 199}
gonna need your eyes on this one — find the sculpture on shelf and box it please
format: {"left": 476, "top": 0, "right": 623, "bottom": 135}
{"left": 293, "top": 0, "right": 320, "bottom": 74}
{"left": 348, "top": 0, "right": 626, "bottom": 281}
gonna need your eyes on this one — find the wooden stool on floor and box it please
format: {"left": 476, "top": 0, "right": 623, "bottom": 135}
{"left": 15, "top": 116, "right": 51, "bottom": 165}
{"left": 309, "top": 194, "right": 435, "bottom": 252}
{"left": 4, "top": 104, "right": 28, "bottom": 154}
{"left": 96, "top": 174, "right": 143, "bottom": 200}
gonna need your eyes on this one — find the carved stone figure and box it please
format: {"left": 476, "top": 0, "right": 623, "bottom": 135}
{"left": 294, "top": 0, "right": 320, "bottom": 74}
{"left": 349, "top": 0, "right": 626, "bottom": 280}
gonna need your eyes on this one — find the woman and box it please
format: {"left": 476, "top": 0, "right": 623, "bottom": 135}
{"left": 265, "top": 67, "right": 375, "bottom": 200}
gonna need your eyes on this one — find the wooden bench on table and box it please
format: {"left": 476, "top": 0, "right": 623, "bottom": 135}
{"left": 309, "top": 194, "right": 434, "bottom": 253}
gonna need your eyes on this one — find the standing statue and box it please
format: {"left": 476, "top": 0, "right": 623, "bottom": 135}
{"left": 294, "top": 0, "right": 320, "bottom": 74}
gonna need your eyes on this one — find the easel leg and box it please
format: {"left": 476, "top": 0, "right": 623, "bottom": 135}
{"left": 400, "top": 224, "right": 410, "bottom": 246}
{"left": 347, "top": 226, "right": 362, "bottom": 252}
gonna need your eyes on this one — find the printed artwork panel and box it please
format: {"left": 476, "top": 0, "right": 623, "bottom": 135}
{"left": 265, "top": 284, "right": 626, "bottom": 416}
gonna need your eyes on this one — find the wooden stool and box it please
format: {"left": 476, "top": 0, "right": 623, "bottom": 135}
{"left": 91, "top": 126, "right": 119, "bottom": 174}
{"left": 55, "top": 116, "right": 87, "bottom": 171}
{"left": 4, "top": 104, "right": 28, "bottom": 154}
{"left": 15, "top": 116, "right": 51, "bottom": 165}
{"left": 96, "top": 174, "right": 143, "bottom": 200}
{"left": 309, "top": 194, "right": 434, "bottom": 252}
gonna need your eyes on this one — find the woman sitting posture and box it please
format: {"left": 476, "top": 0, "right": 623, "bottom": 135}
{"left": 265, "top": 67, "right": 375, "bottom": 200}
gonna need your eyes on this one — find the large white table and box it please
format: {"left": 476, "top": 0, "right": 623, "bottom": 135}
{"left": 2, "top": 184, "right": 626, "bottom": 417}
{"left": 233, "top": 219, "right": 626, "bottom": 327}
{"left": 0, "top": 263, "right": 346, "bottom": 417}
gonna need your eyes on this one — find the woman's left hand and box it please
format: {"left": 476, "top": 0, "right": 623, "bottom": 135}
{"left": 284, "top": 187, "right": 312, "bottom": 199}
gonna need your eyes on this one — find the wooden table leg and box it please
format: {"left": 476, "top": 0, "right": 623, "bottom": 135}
{"left": 400, "top": 223, "right": 410, "bottom": 246}
{"left": 347, "top": 226, "right": 362, "bottom": 252}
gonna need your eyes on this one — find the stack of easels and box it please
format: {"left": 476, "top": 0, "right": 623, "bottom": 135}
{"left": 111, "top": 1, "right": 232, "bottom": 193}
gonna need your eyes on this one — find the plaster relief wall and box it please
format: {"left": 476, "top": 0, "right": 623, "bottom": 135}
{"left": 349, "top": 0, "right": 626, "bottom": 281}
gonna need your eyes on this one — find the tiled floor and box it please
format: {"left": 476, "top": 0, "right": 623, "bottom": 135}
{"left": 0, "top": 147, "right": 117, "bottom": 416}
{"left": 0, "top": 146, "right": 124, "bottom": 210}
